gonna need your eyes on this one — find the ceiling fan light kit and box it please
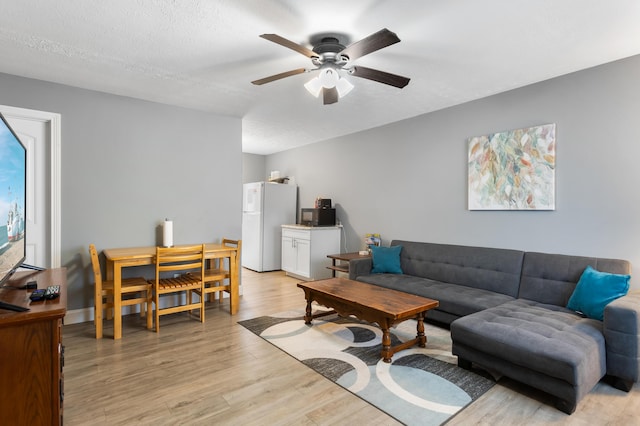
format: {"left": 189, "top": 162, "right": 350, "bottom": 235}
{"left": 252, "top": 28, "right": 410, "bottom": 105}
{"left": 304, "top": 67, "right": 354, "bottom": 100}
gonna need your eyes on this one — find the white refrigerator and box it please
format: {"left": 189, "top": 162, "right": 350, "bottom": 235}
{"left": 242, "top": 182, "right": 297, "bottom": 272}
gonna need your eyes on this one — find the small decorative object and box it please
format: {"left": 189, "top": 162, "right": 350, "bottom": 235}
{"left": 468, "top": 123, "right": 556, "bottom": 210}
{"left": 364, "top": 233, "right": 381, "bottom": 252}
{"left": 162, "top": 219, "right": 173, "bottom": 247}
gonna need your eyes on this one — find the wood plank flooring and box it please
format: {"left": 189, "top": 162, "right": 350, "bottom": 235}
{"left": 63, "top": 269, "right": 640, "bottom": 425}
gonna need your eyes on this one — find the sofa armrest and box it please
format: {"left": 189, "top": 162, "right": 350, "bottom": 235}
{"left": 603, "top": 291, "right": 640, "bottom": 387}
{"left": 349, "top": 257, "right": 372, "bottom": 280}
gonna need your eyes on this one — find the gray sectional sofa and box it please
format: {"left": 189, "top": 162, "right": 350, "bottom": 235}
{"left": 348, "top": 240, "right": 639, "bottom": 414}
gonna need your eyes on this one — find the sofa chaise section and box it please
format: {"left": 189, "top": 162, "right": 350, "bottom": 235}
{"left": 451, "top": 299, "right": 606, "bottom": 414}
{"left": 451, "top": 251, "right": 633, "bottom": 414}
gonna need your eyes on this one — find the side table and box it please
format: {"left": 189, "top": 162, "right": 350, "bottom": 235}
{"left": 326, "top": 252, "right": 371, "bottom": 277}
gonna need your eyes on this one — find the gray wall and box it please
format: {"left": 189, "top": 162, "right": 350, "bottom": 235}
{"left": 0, "top": 73, "right": 242, "bottom": 310}
{"left": 243, "top": 153, "right": 266, "bottom": 183}
{"left": 266, "top": 55, "right": 640, "bottom": 288}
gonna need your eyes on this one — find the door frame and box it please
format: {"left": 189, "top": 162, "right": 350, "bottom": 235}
{"left": 0, "top": 105, "right": 61, "bottom": 268}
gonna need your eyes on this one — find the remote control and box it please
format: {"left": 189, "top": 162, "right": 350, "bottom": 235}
{"left": 30, "top": 289, "right": 46, "bottom": 301}
{"left": 45, "top": 285, "right": 60, "bottom": 300}
{"left": 0, "top": 300, "right": 30, "bottom": 312}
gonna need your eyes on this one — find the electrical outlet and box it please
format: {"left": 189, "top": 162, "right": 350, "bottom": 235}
{"left": 173, "top": 273, "right": 180, "bottom": 278}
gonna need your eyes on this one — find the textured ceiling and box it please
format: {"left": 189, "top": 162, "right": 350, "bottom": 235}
{"left": 1, "top": 1, "right": 639, "bottom": 154}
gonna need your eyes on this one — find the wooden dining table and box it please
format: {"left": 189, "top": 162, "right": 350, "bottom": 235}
{"left": 103, "top": 243, "right": 239, "bottom": 339}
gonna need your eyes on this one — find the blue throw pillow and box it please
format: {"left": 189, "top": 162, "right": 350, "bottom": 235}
{"left": 370, "top": 245, "right": 403, "bottom": 274}
{"left": 566, "top": 265, "right": 630, "bottom": 321}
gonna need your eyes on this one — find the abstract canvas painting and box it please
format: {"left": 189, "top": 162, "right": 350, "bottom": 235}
{"left": 468, "top": 123, "right": 556, "bottom": 210}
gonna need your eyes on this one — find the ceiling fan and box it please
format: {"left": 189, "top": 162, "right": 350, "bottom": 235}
{"left": 251, "top": 28, "right": 410, "bottom": 105}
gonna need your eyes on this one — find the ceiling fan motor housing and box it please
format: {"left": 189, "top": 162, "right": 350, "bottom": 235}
{"left": 312, "top": 37, "right": 348, "bottom": 66}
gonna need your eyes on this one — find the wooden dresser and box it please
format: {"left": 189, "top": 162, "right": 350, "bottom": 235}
{"left": 0, "top": 268, "right": 67, "bottom": 426}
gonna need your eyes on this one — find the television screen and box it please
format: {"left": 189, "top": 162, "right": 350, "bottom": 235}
{"left": 0, "top": 112, "right": 26, "bottom": 287}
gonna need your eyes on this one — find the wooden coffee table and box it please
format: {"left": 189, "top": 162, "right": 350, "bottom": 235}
{"left": 297, "top": 278, "right": 439, "bottom": 363}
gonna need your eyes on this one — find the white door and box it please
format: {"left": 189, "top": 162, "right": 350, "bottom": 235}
{"left": 242, "top": 182, "right": 264, "bottom": 271}
{"left": 295, "top": 238, "right": 311, "bottom": 277}
{"left": 241, "top": 212, "right": 263, "bottom": 271}
{"left": 0, "top": 105, "right": 61, "bottom": 269}
{"left": 281, "top": 235, "right": 295, "bottom": 273}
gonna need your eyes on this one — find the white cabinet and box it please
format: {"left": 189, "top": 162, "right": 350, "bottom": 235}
{"left": 282, "top": 233, "right": 310, "bottom": 277}
{"left": 281, "top": 225, "right": 341, "bottom": 280}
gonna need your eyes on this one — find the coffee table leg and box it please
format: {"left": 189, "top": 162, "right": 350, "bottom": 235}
{"left": 304, "top": 298, "right": 313, "bottom": 324}
{"left": 416, "top": 312, "right": 426, "bottom": 347}
{"left": 381, "top": 327, "right": 393, "bottom": 363}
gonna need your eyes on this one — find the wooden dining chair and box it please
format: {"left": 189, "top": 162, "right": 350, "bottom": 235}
{"left": 150, "top": 244, "right": 206, "bottom": 333}
{"left": 89, "top": 244, "right": 152, "bottom": 339}
{"left": 191, "top": 238, "right": 241, "bottom": 305}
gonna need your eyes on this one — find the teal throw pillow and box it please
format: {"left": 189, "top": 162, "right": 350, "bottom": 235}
{"left": 566, "top": 265, "right": 630, "bottom": 321}
{"left": 371, "top": 245, "right": 403, "bottom": 274}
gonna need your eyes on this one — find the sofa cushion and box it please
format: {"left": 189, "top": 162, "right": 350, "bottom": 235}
{"left": 567, "top": 266, "right": 630, "bottom": 321}
{"left": 451, "top": 299, "right": 606, "bottom": 387}
{"left": 370, "top": 245, "right": 403, "bottom": 274}
{"left": 355, "top": 274, "right": 515, "bottom": 318}
{"left": 519, "top": 252, "right": 631, "bottom": 306}
{"left": 390, "top": 240, "right": 524, "bottom": 297}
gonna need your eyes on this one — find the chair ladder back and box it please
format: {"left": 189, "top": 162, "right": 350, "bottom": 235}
{"left": 89, "top": 243, "right": 103, "bottom": 287}
{"left": 220, "top": 238, "right": 241, "bottom": 270}
{"left": 156, "top": 245, "right": 205, "bottom": 275}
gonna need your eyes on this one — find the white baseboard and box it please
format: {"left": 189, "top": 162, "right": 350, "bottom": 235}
{"left": 65, "top": 307, "right": 93, "bottom": 325}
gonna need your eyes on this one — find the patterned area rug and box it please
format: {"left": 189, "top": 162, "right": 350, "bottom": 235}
{"left": 239, "top": 307, "right": 494, "bottom": 426}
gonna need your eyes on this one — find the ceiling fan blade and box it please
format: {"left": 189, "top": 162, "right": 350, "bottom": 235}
{"left": 339, "top": 28, "right": 401, "bottom": 61}
{"left": 350, "top": 66, "right": 410, "bottom": 89}
{"left": 323, "top": 87, "right": 339, "bottom": 105}
{"left": 251, "top": 68, "right": 307, "bottom": 85}
{"left": 259, "top": 34, "right": 318, "bottom": 58}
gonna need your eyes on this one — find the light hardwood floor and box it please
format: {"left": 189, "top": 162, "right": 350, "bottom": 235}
{"left": 63, "top": 270, "right": 640, "bottom": 425}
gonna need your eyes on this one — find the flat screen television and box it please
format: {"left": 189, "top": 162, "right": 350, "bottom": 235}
{"left": 0, "top": 111, "right": 27, "bottom": 287}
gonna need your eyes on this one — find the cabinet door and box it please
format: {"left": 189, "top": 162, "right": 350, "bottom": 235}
{"left": 295, "top": 238, "right": 311, "bottom": 277}
{"left": 281, "top": 235, "right": 295, "bottom": 272}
